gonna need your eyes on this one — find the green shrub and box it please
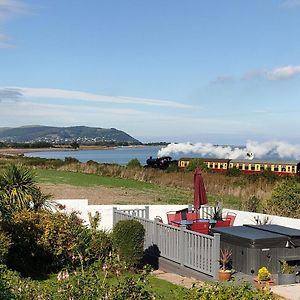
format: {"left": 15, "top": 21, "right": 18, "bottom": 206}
{"left": 242, "top": 196, "right": 261, "bottom": 212}
{"left": 0, "top": 232, "right": 11, "bottom": 264}
{"left": 259, "top": 169, "right": 278, "bottom": 183}
{"left": 0, "top": 262, "right": 155, "bottom": 300}
{"left": 86, "top": 160, "right": 98, "bottom": 165}
{"left": 73, "top": 212, "right": 112, "bottom": 270}
{"left": 127, "top": 158, "right": 142, "bottom": 169}
{"left": 4, "top": 209, "right": 112, "bottom": 277}
{"left": 185, "top": 281, "right": 275, "bottom": 299}
{"left": 64, "top": 157, "right": 80, "bottom": 164}
{"left": 265, "top": 179, "right": 300, "bottom": 218}
{"left": 166, "top": 162, "right": 179, "bottom": 173}
{"left": 186, "top": 158, "right": 207, "bottom": 172}
{"left": 112, "top": 219, "right": 145, "bottom": 267}
{"left": 226, "top": 167, "right": 241, "bottom": 177}
{"left": 5, "top": 210, "right": 83, "bottom": 276}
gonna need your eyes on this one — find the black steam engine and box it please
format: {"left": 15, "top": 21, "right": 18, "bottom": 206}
{"left": 145, "top": 156, "right": 178, "bottom": 170}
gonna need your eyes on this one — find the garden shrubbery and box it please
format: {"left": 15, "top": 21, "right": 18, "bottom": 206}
{"left": 264, "top": 179, "right": 300, "bottom": 217}
{"left": 0, "top": 163, "right": 279, "bottom": 299}
{"left": 112, "top": 219, "right": 145, "bottom": 267}
{"left": 185, "top": 282, "right": 275, "bottom": 300}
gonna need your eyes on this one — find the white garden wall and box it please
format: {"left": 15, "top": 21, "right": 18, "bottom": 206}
{"left": 55, "top": 199, "right": 300, "bottom": 231}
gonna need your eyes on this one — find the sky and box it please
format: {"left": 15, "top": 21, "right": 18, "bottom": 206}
{"left": 0, "top": 0, "right": 300, "bottom": 143}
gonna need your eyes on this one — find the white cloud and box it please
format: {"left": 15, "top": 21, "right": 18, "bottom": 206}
{"left": 0, "top": 0, "right": 27, "bottom": 22}
{"left": 3, "top": 86, "right": 194, "bottom": 109}
{"left": 266, "top": 65, "right": 300, "bottom": 80}
{"left": 0, "top": 0, "right": 28, "bottom": 47}
{"left": 283, "top": 0, "right": 300, "bottom": 8}
{"left": 213, "top": 64, "right": 300, "bottom": 83}
{"left": 0, "top": 100, "right": 244, "bottom": 137}
{"left": 0, "top": 33, "right": 12, "bottom": 48}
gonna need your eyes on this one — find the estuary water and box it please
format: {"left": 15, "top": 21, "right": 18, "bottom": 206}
{"left": 24, "top": 147, "right": 164, "bottom": 165}
{"left": 24, "top": 146, "right": 287, "bottom": 166}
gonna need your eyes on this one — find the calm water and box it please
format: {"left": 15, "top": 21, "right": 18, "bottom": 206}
{"left": 24, "top": 146, "right": 286, "bottom": 166}
{"left": 24, "top": 147, "right": 164, "bottom": 165}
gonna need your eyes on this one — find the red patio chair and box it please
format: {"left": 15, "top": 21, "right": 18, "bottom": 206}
{"left": 226, "top": 212, "right": 236, "bottom": 226}
{"left": 215, "top": 219, "right": 231, "bottom": 228}
{"left": 186, "top": 212, "right": 199, "bottom": 221}
{"left": 166, "top": 211, "right": 181, "bottom": 227}
{"left": 191, "top": 221, "right": 209, "bottom": 234}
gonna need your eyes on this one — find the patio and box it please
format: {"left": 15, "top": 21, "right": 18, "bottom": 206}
{"left": 113, "top": 205, "right": 300, "bottom": 286}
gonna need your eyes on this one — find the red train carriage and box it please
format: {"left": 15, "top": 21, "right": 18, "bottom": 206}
{"left": 178, "top": 157, "right": 300, "bottom": 176}
{"left": 178, "top": 158, "right": 231, "bottom": 173}
{"left": 229, "top": 159, "right": 300, "bottom": 176}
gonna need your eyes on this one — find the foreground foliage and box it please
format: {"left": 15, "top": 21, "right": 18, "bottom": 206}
{"left": 265, "top": 179, "right": 300, "bottom": 217}
{"left": 112, "top": 219, "right": 145, "bottom": 267}
{"left": 184, "top": 282, "right": 275, "bottom": 300}
{"left": 0, "top": 164, "right": 53, "bottom": 220}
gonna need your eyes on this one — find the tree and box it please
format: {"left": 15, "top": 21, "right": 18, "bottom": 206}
{"left": 127, "top": 158, "right": 142, "bottom": 169}
{"left": 186, "top": 158, "right": 208, "bottom": 172}
{"left": 70, "top": 141, "right": 80, "bottom": 149}
{"left": 265, "top": 179, "right": 300, "bottom": 218}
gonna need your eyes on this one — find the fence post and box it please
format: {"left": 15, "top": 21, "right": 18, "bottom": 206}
{"left": 153, "top": 217, "right": 160, "bottom": 246}
{"left": 112, "top": 207, "right": 117, "bottom": 226}
{"left": 179, "top": 225, "right": 186, "bottom": 266}
{"left": 145, "top": 206, "right": 149, "bottom": 219}
{"left": 212, "top": 233, "right": 221, "bottom": 280}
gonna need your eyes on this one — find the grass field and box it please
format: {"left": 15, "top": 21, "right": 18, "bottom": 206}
{"left": 34, "top": 168, "right": 242, "bottom": 208}
{"left": 35, "top": 169, "right": 154, "bottom": 189}
{"left": 35, "top": 169, "right": 193, "bottom": 204}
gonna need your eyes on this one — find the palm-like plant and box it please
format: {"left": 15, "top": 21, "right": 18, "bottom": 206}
{"left": 0, "top": 164, "right": 53, "bottom": 217}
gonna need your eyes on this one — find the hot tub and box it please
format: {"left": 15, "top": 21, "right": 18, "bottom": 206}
{"left": 212, "top": 224, "right": 300, "bottom": 275}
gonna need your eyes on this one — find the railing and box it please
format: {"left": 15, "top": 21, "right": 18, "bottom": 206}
{"left": 113, "top": 207, "right": 220, "bottom": 280}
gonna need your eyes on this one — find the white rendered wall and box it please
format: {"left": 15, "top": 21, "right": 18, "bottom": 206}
{"left": 55, "top": 199, "right": 300, "bottom": 231}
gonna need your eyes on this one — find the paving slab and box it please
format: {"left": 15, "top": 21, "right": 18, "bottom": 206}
{"left": 271, "top": 284, "right": 300, "bottom": 300}
{"left": 151, "top": 270, "right": 198, "bottom": 288}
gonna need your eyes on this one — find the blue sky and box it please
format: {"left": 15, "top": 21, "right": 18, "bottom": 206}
{"left": 1, "top": 0, "right": 300, "bottom": 143}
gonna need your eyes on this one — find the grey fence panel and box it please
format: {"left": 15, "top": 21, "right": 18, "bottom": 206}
{"left": 113, "top": 207, "right": 220, "bottom": 279}
{"left": 156, "top": 223, "right": 181, "bottom": 263}
{"left": 183, "top": 229, "right": 216, "bottom": 276}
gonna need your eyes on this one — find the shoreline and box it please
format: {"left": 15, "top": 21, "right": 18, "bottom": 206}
{"left": 0, "top": 144, "right": 162, "bottom": 156}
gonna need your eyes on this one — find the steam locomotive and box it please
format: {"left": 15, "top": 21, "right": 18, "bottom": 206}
{"left": 144, "top": 156, "right": 178, "bottom": 170}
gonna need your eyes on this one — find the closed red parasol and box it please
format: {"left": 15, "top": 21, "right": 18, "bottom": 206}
{"left": 194, "top": 167, "right": 208, "bottom": 210}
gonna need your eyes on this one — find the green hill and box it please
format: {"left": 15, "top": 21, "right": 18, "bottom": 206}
{"left": 0, "top": 125, "right": 141, "bottom": 144}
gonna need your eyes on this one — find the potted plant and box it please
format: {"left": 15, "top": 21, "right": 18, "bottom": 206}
{"left": 278, "top": 259, "right": 296, "bottom": 285}
{"left": 219, "top": 248, "right": 232, "bottom": 281}
{"left": 254, "top": 267, "right": 274, "bottom": 288}
{"left": 210, "top": 205, "right": 223, "bottom": 221}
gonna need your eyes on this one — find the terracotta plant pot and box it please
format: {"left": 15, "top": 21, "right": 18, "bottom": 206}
{"left": 219, "top": 270, "right": 231, "bottom": 281}
{"left": 254, "top": 278, "right": 275, "bottom": 289}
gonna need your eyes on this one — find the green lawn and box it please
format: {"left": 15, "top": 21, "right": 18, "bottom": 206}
{"left": 34, "top": 168, "right": 241, "bottom": 208}
{"left": 35, "top": 169, "right": 153, "bottom": 189}
{"left": 34, "top": 168, "right": 192, "bottom": 204}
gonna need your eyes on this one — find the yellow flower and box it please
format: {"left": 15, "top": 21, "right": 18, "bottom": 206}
{"left": 258, "top": 267, "right": 271, "bottom": 281}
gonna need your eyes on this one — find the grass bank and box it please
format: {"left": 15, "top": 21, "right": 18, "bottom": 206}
{"left": 35, "top": 169, "right": 192, "bottom": 205}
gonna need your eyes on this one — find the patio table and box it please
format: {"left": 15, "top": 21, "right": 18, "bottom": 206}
{"left": 173, "top": 219, "right": 217, "bottom": 230}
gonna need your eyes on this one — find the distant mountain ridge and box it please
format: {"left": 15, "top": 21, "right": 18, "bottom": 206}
{"left": 0, "top": 126, "right": 141, "bottom": 144}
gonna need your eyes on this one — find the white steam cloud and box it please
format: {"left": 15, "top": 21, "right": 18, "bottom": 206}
{"left": 158, "top": 141, "right": 300, "bottom": 160}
